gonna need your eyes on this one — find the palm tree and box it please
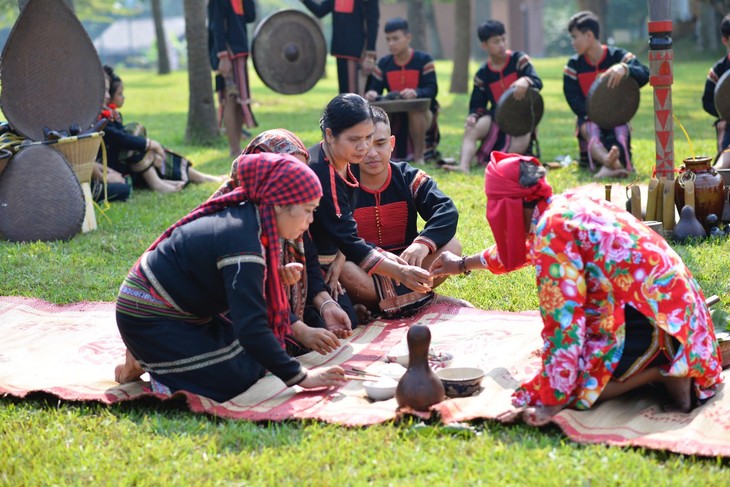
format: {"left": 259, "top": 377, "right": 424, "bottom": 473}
{"left": 151, "top": 0, "right": 171, "bottom": 74}
{"left": 183, "top": 0, "right": 218, "bottom": 144}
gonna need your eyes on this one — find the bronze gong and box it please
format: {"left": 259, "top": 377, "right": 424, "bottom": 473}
{"left": 251, "top": 10, "right": 326, "bottom": 95}
{"left": 370, "top": 97, "right": 431, "bottom": 114}
{"left": 714, "top": 70, "right": 730, "bottom": 122}
{"left": 494, "top": 87, "right": 544, "bottom": 136}
{"left": 586, "top": 75, "right": 640, "bottom": 130}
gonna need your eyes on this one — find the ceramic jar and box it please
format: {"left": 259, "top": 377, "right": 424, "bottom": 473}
{"left": 674, "top": 156, "right": 725, "bottom": 231}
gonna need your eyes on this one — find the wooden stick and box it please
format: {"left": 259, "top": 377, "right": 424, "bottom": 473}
{"left": 345, "top": 367, "right": 381, "bottom": 378}
{"left": 343, "top": 375, "right": 370, "bottom": 381}
{"left": 706, "top": 295, "right": 720, "bottom": 307}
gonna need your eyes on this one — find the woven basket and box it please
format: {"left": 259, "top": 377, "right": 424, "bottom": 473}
{"left": 52, "top": 133, "right": 102, "bottom": 184}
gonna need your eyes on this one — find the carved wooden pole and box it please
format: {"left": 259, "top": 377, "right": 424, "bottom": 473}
{"left": 647, "top": 0, "right": 674, "bottom": 179}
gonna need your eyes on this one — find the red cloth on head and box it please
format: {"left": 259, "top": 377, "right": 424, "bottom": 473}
{"left": 485, "top": 151, "right": 553, "bottom": 271}
{"left": 148, "top": 153, "right": 322, "bottom": 343}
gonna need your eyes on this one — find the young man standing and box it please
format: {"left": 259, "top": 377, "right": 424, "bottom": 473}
{"left": 452, "top": 20, "right": 543, "bottom": 174}
{"left": 364, "top": 17, "right": 439, "bottom": 165}
{"left": 563, "top": 10, "right": 649, "bottom": 178}
{"left": 341, "top": 107, "right": 462, "bottom": 318}
{"left": 702, "top": 13, "right": 730, "bottom": 169}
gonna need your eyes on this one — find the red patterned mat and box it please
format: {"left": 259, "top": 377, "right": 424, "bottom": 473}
{"left": 0, "top": 296, "right": 727, "bottom": 457}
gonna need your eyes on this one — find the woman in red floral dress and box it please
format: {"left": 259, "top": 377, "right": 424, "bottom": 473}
{"left": 430, "top": 151, "right": 723, "bottom": 425}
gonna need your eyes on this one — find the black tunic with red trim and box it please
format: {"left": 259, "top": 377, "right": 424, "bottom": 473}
{"left": 208, "top": 0, "right": 256, "bottom": 70}
{"left": 308, "top": 147, "right": 384, "bottom": 272}
{"left": 469, "top": 50, "right": 543, "bottom": 118}
{"left": 366, "top": 49, "right": 438, "bottom": 112}
{"left": 702, "top": 54, "right": 730, "bottom": 118}
{"left": 563, "top": 45, "right": 649, "bottom": 121}
{"left": 350, "top": 161, "right": 458, "bottom": 254}
{"left": 301, "top": 0, "right": 379, "bottom": 60}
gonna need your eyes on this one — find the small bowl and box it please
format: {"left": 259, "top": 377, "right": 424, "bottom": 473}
{"left": 363, "top": 378, "right": 398, "bottom": 401}
{"left": 436, "top": 367, "right": 485, "bottom": 398}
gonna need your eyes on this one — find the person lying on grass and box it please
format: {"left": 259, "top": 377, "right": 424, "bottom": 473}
{"left": 114, "top": 153, "right": 346, "bottom": 402}
{"left": 429, "top": 151, "right": 723, "bottom": 426}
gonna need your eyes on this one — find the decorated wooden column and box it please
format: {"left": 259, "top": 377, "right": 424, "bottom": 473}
{"left": 647, "top": 0, "right": 674, "bottom": 179}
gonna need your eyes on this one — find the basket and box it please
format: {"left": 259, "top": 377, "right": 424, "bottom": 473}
{"left": 52, "top": 132, "right": 102, "bottom": 184}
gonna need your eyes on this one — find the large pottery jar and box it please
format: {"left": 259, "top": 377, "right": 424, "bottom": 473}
{"left": 675, "top": 156, "right": 725, "bottom": 231}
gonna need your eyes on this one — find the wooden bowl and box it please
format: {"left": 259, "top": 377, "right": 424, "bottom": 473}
{"left": 436, "top": 367, "right": 485, "bottom": 398}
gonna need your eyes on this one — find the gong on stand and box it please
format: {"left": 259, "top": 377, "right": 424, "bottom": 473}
{"left": 251, "top": 10, "right": 327, "bottom": 95}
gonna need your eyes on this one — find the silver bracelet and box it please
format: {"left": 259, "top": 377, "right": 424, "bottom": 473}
{"left": 319, "top": 299, "right": 341, "bottom": 316}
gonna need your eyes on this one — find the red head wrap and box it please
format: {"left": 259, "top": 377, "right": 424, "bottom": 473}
{"left": 485, "top": 151, "right": 553, "bottom": 271}
{"left": 148, "top": 153, "right": 322, "bottom": 343}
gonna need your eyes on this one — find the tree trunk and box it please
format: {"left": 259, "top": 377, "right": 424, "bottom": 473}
{"left": 424, "top": 0, "right": 443, "bottom": 59}
{"left": 576, "top": 0, "right": 608, "bottom": 39}
{"left": 407, "top": 0, "right": 427, "bottom": 52}
{"left": 449, "top": 0, "right": 470, "bottom": 93}
{"left": 152, "top": 0, "right": 171, "bottom": 74}
{"left": 183, "top": 0, "right": 218, "bottom": 145}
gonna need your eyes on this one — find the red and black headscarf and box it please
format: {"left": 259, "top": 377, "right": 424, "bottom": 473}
{"left": 148, "top": 152, "right": 322, "bottom": 342}
{"left": 485, "top": 151, "right": 553, "bottom": 271}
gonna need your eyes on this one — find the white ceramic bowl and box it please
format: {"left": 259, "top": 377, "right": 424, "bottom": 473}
{"left": 436, "top": 366, "right": 485, "bottom": 398}
{"left": 363, "top": 378, "right": 398, "bottom": 401}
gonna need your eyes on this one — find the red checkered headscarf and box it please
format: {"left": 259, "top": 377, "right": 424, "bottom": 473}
{"left": 485, "top": 151, "right": 552, "bottom": 271}
{"left": 210, "top": 129, "right": 310, "bottom": 199}
{"left": 148, "top": 153, "right": 322, "bottom": 342}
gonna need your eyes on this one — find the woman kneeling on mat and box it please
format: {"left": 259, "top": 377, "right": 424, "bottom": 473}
{"left": 114, "top": 153, "right": 346, "bottom": 402}
{"left": 430, "top": 151, "right": 723, "bottom": 425}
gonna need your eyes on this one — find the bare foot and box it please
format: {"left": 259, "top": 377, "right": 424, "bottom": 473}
{"left": 594, "top": 165, "right": 629, "bottom": 179}
{"left": 354, "top": 303, "right": 373, "bottom": 325}
{"left": 605, "top": 145, "right": 621, "bottom": 168}
{"left": 523, "top": 404, "right": 565, "bottom": 426}
{"left": 662, "top": 376, "right": 693, "bottom": 413}
{"left": 114, "top": 349, "right": 144, "bottom": 384}
{"left": 432, "top": 294, "right": 475, "bottom": 308}
{"left": 441, "top": 164, "right": 469, "bottom": 173}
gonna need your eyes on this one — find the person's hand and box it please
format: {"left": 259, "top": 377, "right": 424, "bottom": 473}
{"left": 364, "top": 90, "right": 379, "bottom": 101}
{"left": 325, "top": 252, "right": 345, "bottom": 299}
{"left": 361, "top": 56, "right": 376, "bottom": 76}
{"left": 298, "top": 365, "right": 346, "bottom": 389}
{"left": 147, "top": 139, "right": 166, "bottom": 158}
{"left": 400, "top": 88, "right": 418, "bottom": 99}
{"left": 603, "top": 63, "right": 627, "bottom": 89}
{"left": 217, "top": 56, "right": 232, "bottom": 79}
{"left": 321, "top": 302, "right": 353, "bottom": 339}
{"left": 395, "top": 264, "right": 433, "bottom": 293}
{"left": 382, "top": 250, "right": 408, "bottom": 265}
{"left": 465, "top": 114, "right": 478, "bottom": 128}
{"left": 296, "top": 322, "right": 342, "bottom": 355}
{"left": 279, "top": 262, "right": 304, "bottom": 286}
{"left": 428, "top": 251, "right": 463, "bottom": 277}
{"left": 106, "top": 167, "right": 126, "bottom": 184}
{"left": 511, "top": 77, "right": 530, "bottom": 100}
{"left": 399, "top": 242, "right": 430, "bottom": 267}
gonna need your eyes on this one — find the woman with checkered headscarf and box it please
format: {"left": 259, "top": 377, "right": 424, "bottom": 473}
{"left": 114, "top": 153, "right": 346, "bottom": 402}
{"left": 430, "top": 151, "right": 722, "bottom": 426}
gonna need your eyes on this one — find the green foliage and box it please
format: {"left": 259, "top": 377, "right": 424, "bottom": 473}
{"left": 2, "top": 53, "right": 730, "bottom": 481}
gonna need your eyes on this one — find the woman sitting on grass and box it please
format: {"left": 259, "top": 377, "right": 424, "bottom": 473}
{"left": 101, "top": 65, "right": 223, "bottom": 194}
{"left": 210, "top": 128, "right": 354, "bottom": 356}
{"left": 114, "top": 153, "right": 347, "bottom": 402}
{"left": 430, "top": 151, "right": 723, "bottom": 425}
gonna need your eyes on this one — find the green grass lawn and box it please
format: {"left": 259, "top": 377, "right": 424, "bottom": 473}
{"left": 2, "top": 54, "right": 730, "bottom": 483}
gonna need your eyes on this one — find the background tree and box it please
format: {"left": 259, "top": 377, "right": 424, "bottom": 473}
{"left": 576, "top": 0, "right": 608, "bottom": 37}
{"left": 424, "top": 0, "right": 442, "bottom": 59}
{"left": 406, "top": 0, "right": 427, "bottom": 51}
{"left": 450, "top": 0, "right": 470, "bottom": 93}
{"left": 151, "top": 0, "right": 170, "bottom": 74}
{"left": 183, "top": 0, "right": 218, "bottom": 145}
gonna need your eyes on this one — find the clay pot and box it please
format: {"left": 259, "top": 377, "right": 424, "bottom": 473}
{"left": 672, "top": 205, "right": 707, "bottom": 243}
{"left": 675, "top": 156, "right": 725, "bottom": 232}
{"left": 395, "top": 324, "right": 445, "bottom": 411}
